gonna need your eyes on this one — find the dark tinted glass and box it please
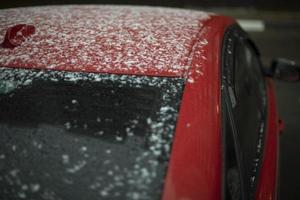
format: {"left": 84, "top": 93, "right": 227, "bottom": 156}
{"left": 233, "top": 38, "right": 266, "bottom": 195}
{"left": 0, "top": 68, "right": 184, "bottom": 200}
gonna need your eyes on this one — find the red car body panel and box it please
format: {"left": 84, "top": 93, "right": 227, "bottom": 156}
{"left": 0, "top": 5, "right": 211, "bottom": 78}
{"left": 162, "top": 16, "right": 235, "bottom": 200}
{"left": 255, "top": 79, "right": 280, "bottom": 200}
{"left": 0, "top": 5, "right": 280, "bottom": 200}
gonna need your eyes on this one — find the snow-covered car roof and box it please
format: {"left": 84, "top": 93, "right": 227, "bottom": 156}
{"left": 0, "top": 5, "right": 213, "bottom": 77}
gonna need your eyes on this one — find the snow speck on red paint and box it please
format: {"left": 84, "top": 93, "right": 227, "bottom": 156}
{"left": 0, "top": 5, "right": 211, "bottom": 77}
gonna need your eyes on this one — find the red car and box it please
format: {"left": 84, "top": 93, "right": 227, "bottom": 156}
{"left": 0, "top": 5, "right": 289, "bottom": 200}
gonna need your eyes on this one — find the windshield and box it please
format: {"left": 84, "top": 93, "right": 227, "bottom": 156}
{"left": 0, "top": 68, "right": 184, "bottom": 200}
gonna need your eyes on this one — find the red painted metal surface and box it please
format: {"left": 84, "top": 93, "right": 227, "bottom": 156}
{"left": 1, "top": 24, "right": 35, "bottom": 49}
{"left": 255, "top": 79, "right": 280, "bottom": 200}
{"left": 0, "top": 5, "right": 211, "bottom": 78}
{"left": 162, "top": 16, "right": 235, "bottom": 200}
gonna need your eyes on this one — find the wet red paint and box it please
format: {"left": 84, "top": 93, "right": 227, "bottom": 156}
{"left": 1, "top": 24, "right": 35, "bottom": 49}
{"left": 255, "top": 79, "right": 280, "bottom": 200}
{"left": 162, "top": 16, "right": 235, "bottom": 200}
{"left": 0, "top": 5, "right": 211, "bottom": 78}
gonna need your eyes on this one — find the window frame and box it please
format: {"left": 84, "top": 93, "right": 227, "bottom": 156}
{"left": 221, "top": 24, "right": 268, "bottom": 200}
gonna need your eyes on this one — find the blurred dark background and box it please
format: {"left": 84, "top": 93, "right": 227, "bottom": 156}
{"left": 1, "top": 1, "right": 300, "bottom": 199}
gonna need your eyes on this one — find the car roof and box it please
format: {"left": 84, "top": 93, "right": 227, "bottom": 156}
{"left": 0, "top": 5, "right": 217, "bottom": 77}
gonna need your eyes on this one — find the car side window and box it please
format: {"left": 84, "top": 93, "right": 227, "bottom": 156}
{"left": 222, "top": 25, "right": 267, "bottom": 200}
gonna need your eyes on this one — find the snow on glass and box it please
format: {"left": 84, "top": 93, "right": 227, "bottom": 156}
{"left": 0, "top": 67, "right": 184, "bottom": 199}
{"left": 0, "top": 5, "right": 210, "bottom": 77}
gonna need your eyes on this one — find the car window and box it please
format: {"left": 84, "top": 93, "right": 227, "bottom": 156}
{"left": 222, "top": 26, "right": 267, "bottom": 200}
{"left": 0, "top": 67, "right": 184, "bottom": 200}
{"left": 233, "top": 37, "right": 267, "bottom": 196}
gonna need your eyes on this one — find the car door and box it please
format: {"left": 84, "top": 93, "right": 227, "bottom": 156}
{"left": 221, "top": 25, "right": 267, "bottom": 200}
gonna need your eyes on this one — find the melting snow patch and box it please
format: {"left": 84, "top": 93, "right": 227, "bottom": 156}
{"left": 66, "top": 160, "right": 87, "bottom": 173}
{"left": 62, "top": 154, "right": 70, "bottom": 164}
{"left": 30, "top": 183, "right": 40, "bottom": 192}
{"left": 10, "top": 169, "right": 19, "bottom": 177}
